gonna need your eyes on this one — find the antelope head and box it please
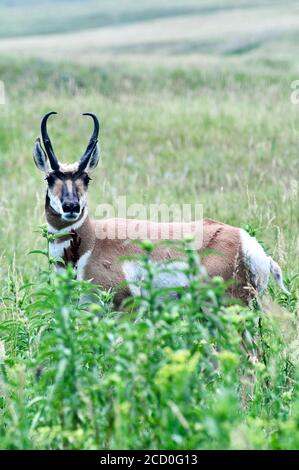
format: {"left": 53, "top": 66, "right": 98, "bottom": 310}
{"left": 33, "top": 112, "right": 100, "bottom": 222}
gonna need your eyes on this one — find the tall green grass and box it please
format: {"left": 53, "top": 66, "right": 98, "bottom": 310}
{"left": 0, "top": 233, "right": 298, "bottom": 449}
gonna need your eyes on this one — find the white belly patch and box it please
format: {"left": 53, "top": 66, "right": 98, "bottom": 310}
{"left": 122, "top": 260, "right": 189, "bottom": 299}
{"left": 76, "top": 250, "right": 92, "bottom": 281}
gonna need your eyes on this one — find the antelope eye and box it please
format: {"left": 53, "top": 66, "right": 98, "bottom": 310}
{"left": 45, "top": 174, "right": 55, "bottom": 186}
{"left": 82, "top": 173, "right": 91, "bottom": 185}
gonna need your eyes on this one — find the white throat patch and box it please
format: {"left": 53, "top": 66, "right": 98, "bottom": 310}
{"left": 49, "top": 239, "right": 71, "bottom": 262}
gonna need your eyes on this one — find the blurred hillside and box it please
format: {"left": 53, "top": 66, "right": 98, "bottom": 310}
{"left": 0, "top": 0, "right": 299, "bottom": 72}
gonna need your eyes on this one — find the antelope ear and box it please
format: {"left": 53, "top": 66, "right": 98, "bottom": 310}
{"left": 33, "top": 138, "right": 51, "bottom": 173}
{"left": 85, "top": 143, "right": 100, "bottom": 173}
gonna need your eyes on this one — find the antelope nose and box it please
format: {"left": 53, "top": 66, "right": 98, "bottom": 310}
{"left": 62, "top": 201, "right": 80, "bottom": 213}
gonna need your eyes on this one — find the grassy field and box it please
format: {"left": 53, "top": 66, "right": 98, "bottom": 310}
{"left": 0, "top": 0, "right": 299, "bottom": 450}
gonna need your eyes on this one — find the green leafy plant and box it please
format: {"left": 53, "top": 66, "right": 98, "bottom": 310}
{"left": 0, "top": 231, "right": 298, "bottom": 449}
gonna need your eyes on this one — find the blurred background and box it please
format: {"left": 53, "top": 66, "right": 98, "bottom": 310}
{"left": 0, "top": 0, "right": 299, "bottom": 63}
{"left": 0, "top": 0, "right": 298, "bottom": 277}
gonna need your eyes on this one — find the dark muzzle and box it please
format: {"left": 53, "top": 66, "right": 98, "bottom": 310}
{"left": 62, "top": 200, "right": 80, "bottom": 214}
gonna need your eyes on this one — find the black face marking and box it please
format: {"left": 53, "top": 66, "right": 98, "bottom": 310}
{"left": 45, "top": 170, "right": 91, "bottom": 193}
{"left": 61, "top": 179, "right": 78, "bottom": 199}
{"left": 82, "top": 173, "right": 91, "bottom": 187}
{"left": 46, "top": 170, "right": 90, "bottom": 183}
{"left": 45, "top": 174, "right": 55, "bottom": 187}
{"left": 45, "top": 167, "right": 93, "bottom": 222}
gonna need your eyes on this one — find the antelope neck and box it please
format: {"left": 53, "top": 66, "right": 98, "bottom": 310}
{"left": 47, "top": 208, "right": 96, "bottom": 257}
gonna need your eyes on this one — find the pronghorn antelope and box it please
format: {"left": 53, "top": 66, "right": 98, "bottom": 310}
{"left": 33, "top": 112, "right": 289, "bottom": 307}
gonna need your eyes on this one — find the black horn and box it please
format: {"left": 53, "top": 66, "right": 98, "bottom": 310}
{"left": 41, "top": 111, "right": 59, "bottom": 171}
{"left": 78, "top": 113, "right": 100, "bottom": 172}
